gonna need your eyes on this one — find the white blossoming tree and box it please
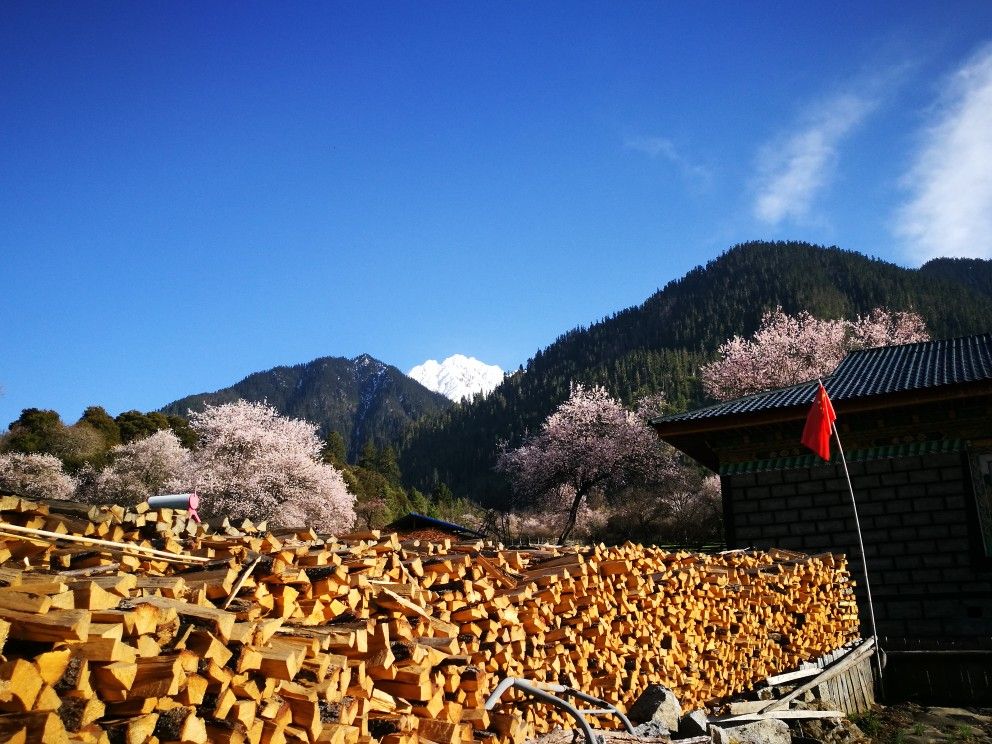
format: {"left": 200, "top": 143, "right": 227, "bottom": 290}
{"left": 0, "top": 452, "right": 76, "bottom": 500}
{"left": 189, "top": 401, "right": 356, "bottom": 530}
{"left": 497, "top": 384, "right": 673, "bottom": 543}
{"left": 700, "top": 307, "right": 929, "bottom": 401}
{"left": 89, "top": 429, "right": 192, "bottom": 508}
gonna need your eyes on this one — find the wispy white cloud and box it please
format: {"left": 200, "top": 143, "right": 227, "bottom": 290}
{"left": 625, "top": 136, "right": 712, "bottom": 188}
{"left": 753, "top": 92, "right": 876, "bottom": 225}
{"left": 626, "top": 136, "right": 680, "bottom": 161}
{"left": 895, "top": 44, "right": 992, "bottom": 263}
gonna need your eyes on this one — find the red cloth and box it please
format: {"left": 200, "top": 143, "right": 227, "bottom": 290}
{"left": 801, "top": 383, "right": 836, "bottom": 461}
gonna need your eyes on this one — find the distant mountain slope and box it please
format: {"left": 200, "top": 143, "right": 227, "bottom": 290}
{"left": 161, "top": 354, "right": 452, "bottom": 461}
{"left": 398, "top": 241, "right": 992, "bottom": 504}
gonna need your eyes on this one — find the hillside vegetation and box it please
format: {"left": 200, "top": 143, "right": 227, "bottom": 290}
{"left": 398, "top": 241, "right": 992, "bottom": 504}
{"left": 161, "top": 354, "right": 451, "bottom": 462}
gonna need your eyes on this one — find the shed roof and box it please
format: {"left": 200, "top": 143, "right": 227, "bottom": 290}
{"left": 385, "top": 512, "right": 486, "bottom": 540}
{"left": 651, "top": 333, "right": 992, "bottom": 470}
{"left": 654, "top": 333, "right": 992, "bottom": 426}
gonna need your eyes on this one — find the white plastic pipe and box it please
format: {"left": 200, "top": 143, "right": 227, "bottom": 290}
{"left": 147, "top": 492, "right": 201, "bottom": 523}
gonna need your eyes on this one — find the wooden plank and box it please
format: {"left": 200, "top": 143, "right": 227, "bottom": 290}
{"left": 716, "top": 709, "right": 846, "bottom": 723}
{"left": 0, "top": 607, "right": 90, "bottom": 643}
{"left": 129, "top": 595, "right": 236, "bottom": 642}
{"left": 759, "top": 638, "right": 876, "bottom": 714}
{"left": 763, "top": 666, "right": 821, "bottom": 686}
{"left": 0, "top": 587, "right": 53, "bottom": 613}
{"left": 0, "top": 521, "right": 210, "bottom": 563}
{"left": 223, "top": 554, "right": 263, "bottom": 609}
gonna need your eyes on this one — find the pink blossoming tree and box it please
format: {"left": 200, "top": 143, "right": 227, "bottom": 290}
{"left": 189, "top": 401, "right": 356, "bottom": 530}
{"left": 497, "top": 384, "right": 674, "bottom": 543}
{"left": 700, "top": 307, "right": 929, "bottom": 401}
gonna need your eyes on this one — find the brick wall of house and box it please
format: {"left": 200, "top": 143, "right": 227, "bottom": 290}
{"left": 724, "top": 451, "right": 992, "bottom": 641}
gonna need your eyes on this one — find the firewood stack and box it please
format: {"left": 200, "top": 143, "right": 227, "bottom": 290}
{"left": 0, "top": 495, "right": 860, "bottom": 744}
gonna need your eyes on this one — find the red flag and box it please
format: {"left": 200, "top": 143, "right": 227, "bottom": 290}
{"left": 801, "top": 383, "right": 836, "bottom": 460}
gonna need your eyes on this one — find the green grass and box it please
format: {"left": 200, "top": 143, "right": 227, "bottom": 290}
{"left": 851, "top": 710, "right": 885, "bottom": 737}
{"left": 951, "top": 724, "right": 975, "bottom": 742}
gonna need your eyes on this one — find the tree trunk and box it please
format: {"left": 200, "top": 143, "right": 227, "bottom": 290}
{"left": 557, "top": 488, "right": 587, "bottom": 544}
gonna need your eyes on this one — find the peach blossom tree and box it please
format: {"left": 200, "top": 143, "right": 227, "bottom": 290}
{"left": 700, "top": 307, "right": 929, "bottom": 401}
{"left": 497, "top": 384, "right": 674, "bottom": 543}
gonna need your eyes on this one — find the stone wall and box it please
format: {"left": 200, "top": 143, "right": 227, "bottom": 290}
{"left": 723, "top": 451, "right": 992, "bottom": 641}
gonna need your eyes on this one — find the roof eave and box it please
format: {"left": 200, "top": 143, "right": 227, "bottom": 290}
{"left": 653, "top": 378, "right": 992, "bottom": 467}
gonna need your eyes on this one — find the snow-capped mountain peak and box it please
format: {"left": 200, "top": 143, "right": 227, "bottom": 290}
{"left": 408, "top": 355, "right": 504, "bottom": 402}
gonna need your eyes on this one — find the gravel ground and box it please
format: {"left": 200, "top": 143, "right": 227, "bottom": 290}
{"left": 523, "top": 704, "right": 992, "bottom": 744}
{"left": 850, "top": 704, "right": 992, "bottom": 743}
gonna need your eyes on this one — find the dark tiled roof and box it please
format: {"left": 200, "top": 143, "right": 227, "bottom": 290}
{"left": 655, "top": 333, "right": 992, "bottom": 425}
{"left": 385, "top": 512, "right": 486, "bottom": 539}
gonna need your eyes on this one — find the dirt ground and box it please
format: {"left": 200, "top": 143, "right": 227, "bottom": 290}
{"left": 850, "top": 703, "right": 992, "bottom": 743}
{"left": 525, "top": 704, "right": 992, "bottom": 744}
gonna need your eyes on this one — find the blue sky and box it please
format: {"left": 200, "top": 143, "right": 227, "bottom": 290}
{"left": 2, "top": 2, "right": 992, "bottom": 427}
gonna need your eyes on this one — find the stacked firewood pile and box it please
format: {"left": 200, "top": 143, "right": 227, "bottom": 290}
{"left": 0, "top": 495, "right": 860, "bottom": 744}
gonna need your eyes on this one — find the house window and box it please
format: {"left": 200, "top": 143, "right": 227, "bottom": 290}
{"left": 970, "top": 452, "right": 992, "bottom": 557}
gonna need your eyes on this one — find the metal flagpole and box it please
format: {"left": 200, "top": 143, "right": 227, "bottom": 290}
{"left": 830, "top": 419, "right": 885, "bottom": 686}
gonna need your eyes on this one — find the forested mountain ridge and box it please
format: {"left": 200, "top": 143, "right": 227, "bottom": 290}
{"left": 161, "top": 354, "right": 452, "bottom": 461}
{"left": 398, "top": 241, "right": 992, "bottom": 504}
{"left": 919, "top": 256, "right": 992, "bottom": 299}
